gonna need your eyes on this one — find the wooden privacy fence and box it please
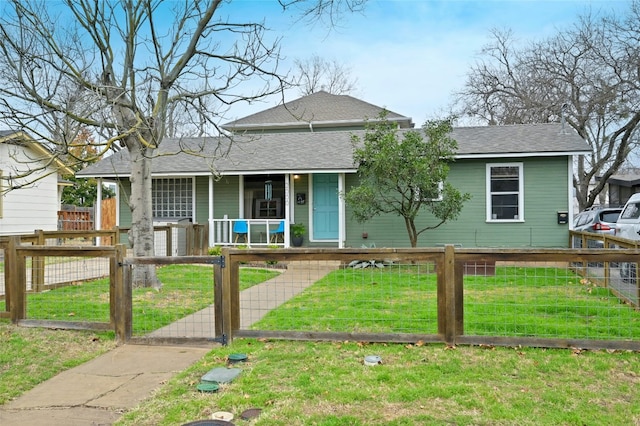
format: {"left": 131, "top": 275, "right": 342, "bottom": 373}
{"left": 58, "top": 208, "right": 93, "bottom": 231}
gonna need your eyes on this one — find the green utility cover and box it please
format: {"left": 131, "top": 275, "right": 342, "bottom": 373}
{"left": 201, "top": 367, "right": 242, "bottom": 384}
{"left": 196, "top": 382, "right": 219, "bottom": 393}
{"left": 228, "top": 353, "right": 248, "bottom": 363}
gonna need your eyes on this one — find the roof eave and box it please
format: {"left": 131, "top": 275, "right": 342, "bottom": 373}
{"left": 456, "top": 150, "right": 591, "bottom": 159}
{"left": 0, "top": 131, "right": 75, "bottom": 175}
{"left": 222, "top": 116, "right": 414, "bottom": 131}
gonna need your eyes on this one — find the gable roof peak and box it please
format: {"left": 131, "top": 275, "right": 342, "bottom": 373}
{"left": 222, "top": 90, "right": 414, "bottom": 131}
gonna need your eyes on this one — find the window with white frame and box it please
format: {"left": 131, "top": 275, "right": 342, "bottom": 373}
{"left": 152, "top": 177, "right": 193, "bottom": 220}
{"left": 486, "top": 163, "right": 523, "bottom": 221}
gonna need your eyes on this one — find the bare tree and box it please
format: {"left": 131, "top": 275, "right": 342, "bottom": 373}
{"left": 0, "top": 0, "right": 366, "bottom": 287}
{"left": 294, "top": 54, "right": 358, "bottom": 95}
{"left": 454, "top": 2, "right": 640, "bottom": 211}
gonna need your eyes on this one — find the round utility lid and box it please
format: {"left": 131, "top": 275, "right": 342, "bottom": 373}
{"left": 182, "top": 420, "right": 234, "bottom": 426}
{"left": 227, "top": 353, "right": 248, "bottom": 363}
{"left": 196, "top": 382, "right": 219, "bottom": 393}
{"left": 211, "top": 411, "right": 234, "bottom": 421}
{"left": 364, "top": 355, "right": 382, "bottom": 365}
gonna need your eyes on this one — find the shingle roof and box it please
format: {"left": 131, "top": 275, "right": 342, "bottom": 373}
{"left": 606, "top": 174, "right": 640, "bottom": 187}
{"left": 451, "top": 123, "right": 589, "bottom": 157}
{"left": 77, "top": 123, "right": 590, "bottom": 178}
{"left": 222, "top": 90, "right": 414, "bottom": 131}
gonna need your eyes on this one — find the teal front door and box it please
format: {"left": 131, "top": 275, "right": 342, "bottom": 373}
{"left": 313, "top": 174, "right": 339, "bottom": 240}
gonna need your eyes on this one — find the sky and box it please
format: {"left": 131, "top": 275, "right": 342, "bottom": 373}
{"left": 221, "top": 0, "right": 632, "bottom": 126}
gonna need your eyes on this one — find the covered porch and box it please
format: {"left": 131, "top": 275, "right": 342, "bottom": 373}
{"left": 209, "top": 217, "right": 288, "bottom": 247}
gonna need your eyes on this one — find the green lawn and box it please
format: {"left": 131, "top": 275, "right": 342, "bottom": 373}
{"left": 115, "top": 339, "right": 640, "bottom": 425}
{"left": 4, "top": 263, "right": 640, "bottom": 425}
{"left": 0, "top": 265, "right": 279, "bottom": 405}
{"left": 25, "top": 264, "right": 281, "bottom": 334}
{"left": 255, "top": 265, "right": 640, "bottom": 340}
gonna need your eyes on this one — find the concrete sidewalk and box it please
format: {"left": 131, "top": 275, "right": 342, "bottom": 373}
{"left": 0, "top": 260, "right": 338, "bottom": 425}
{"left": 0, "top": 344, "right": 212, "bottom": 426}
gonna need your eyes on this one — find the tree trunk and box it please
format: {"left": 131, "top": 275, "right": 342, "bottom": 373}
{"left": 128, "top": 142, "right": 162, "bottom": 289}
{"left": 405, "top": 218, "right": 418, "bottom": 248}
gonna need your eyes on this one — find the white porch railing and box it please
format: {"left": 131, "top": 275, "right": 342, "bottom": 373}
{"left": 209, "top": 218, "right": 288, "bottom": 247}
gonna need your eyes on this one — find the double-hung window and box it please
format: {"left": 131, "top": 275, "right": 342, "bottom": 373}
{"left": 486, "top": 163, "right": 523, "bottom": 221}
{"left": 152, "top": 177, "right": 193, "bottom": 220}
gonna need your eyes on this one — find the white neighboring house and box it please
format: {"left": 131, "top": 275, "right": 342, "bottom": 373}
{"left": 0, "top": 131, "right": 74, "bottom": 235}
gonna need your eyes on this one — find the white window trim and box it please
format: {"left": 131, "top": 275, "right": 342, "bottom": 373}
{"left": 486, "top": 162, "right": 524, "bottom": 222}
{"left": 152, "top": 177, "right": 194, "bottom": 220}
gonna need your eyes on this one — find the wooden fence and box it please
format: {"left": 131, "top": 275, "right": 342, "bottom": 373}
{"left": 101, "top": 197, "right": 116, "bottom": 231}
{"left": 119, "top": 246, "right": 640, "bottom": 350}
{"left": 4, "top": 237, "right": 640, "bottom": 350}
{"left": 58, "top": 209, "right": 93, "bottom": 231}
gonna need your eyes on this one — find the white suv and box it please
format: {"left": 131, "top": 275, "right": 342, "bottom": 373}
{"left": 614, "top": 193, "right": 640, "bottom": 282}
{"left": 615, "top": 193, "right": 640, "bottom": 241}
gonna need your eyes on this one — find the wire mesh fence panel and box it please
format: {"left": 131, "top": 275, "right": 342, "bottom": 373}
{"left": 133, "top": 264, "right": 217, "bottom": 338}
{"left": 575, "top": 260, "right": 640, "bottom": 307}
{"left": 462, "top": 261, "right": 640, "bottom": 341}
{"left": 243, "top": 260, "right": 439, "bottom": 335}
{"left": 26, "top": 255, "right": 111, "bottom": 323}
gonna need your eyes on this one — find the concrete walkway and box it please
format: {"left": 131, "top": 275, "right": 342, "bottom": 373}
{"left": 149, "top": 260, "right": 339, "bottom": 337}
{"left": 0, "top": 261, "right": 338, "bottom": 425}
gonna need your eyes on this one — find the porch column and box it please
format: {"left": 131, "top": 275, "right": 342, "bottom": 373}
{"left": 95, "top": 178, "right": 103, "bottom": 246}
{"left": 339, "top": 173, "right": 345, "bottom": 248}
{"left": 208, "top": 175, "right": 214, "bottom": 244}
{"left": 238, "top": 175, "right": 244, "bottom": 218}
{"left": 284, "top": 174, "right": 290, "bottom": 247}
{"left": 96, "top": 178, "right": 102, "bottom": 231}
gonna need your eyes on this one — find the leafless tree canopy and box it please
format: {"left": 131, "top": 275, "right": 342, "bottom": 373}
{"left": 0, "top": 0, "right": 366, "bottom": 287}
{"left": 293, "top": 54, "right": 359, "bottom": 95}
{"left": 454, "top": 1, "right": 640, "bottom": 210}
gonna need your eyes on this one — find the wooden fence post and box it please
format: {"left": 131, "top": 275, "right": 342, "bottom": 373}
{"left": 32, "top": 229, "right": 45, "bottom": 292}
{"left": 7, "top": 236, "right": 26, "bottom": 323}
{"left": 166, "top": 226, "right": 172, "bottom": 256}
{"left": 113, "top": 244, "right": 131, "bottom": 344}
{"left": 220, "top": 247, "right": 234, "bottom": 344}
{"left": 437, "top": 244, "right": 459, "bottom": 345}
{"left": 202, "top": 222, "right": 209, "bottom": 254}
{"left": 185, "top": 223, "right": 194, "bottom": 256}
{"left": 214, "top": 263, "right": 223, "bottom": 339}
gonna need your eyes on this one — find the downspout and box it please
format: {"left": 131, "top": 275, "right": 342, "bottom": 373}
{"left": 309, "top": 121, "right": 314, "bottom": 132}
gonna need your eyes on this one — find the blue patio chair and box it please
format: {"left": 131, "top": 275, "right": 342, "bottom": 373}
{"left": 233, "top": 220, "right": 248, "bottom": 243}
{"left": 269, "top": 220, "right": 285, "bottom": 243}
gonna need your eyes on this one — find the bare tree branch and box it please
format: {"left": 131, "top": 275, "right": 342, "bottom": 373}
{"left": 0, "top": 0, "right": 365, "bottom": 287}
{"left": 454, "top": 2, "right": 640, "bottom": 210}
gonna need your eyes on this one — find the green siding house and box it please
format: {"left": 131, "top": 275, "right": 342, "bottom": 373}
{"left": 77, "top": 91, "right": 590, "bottom": 249}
